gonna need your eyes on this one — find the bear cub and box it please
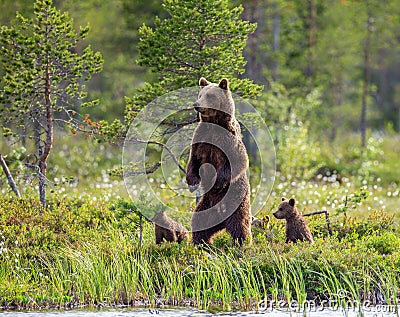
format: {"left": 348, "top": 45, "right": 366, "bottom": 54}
{"left": 273, "top": 197, "right": 313, "bottom": 243}
{"left": 152, "top": 211, "right": 188, "bottom": 244}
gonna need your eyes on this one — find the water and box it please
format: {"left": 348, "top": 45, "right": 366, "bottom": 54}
{"left": 0, "top": 307, "right": 398, "bottom": 317}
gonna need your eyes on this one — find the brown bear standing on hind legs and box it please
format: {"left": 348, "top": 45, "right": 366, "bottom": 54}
{"left": 186, "top": 77, "right": 252, "bottom": 246}
{"left": 273, "top": 197, "right": 314, "bottom": 243}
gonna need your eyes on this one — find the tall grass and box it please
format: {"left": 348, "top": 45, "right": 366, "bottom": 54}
{"left": 311, "top": 259, "right": 400, "bottom": 316}
{"left": 0, "top": 197, "right": 399, "bottom": 312}
{"left": 1, "top": 240, "right": 400, "bottom": 312}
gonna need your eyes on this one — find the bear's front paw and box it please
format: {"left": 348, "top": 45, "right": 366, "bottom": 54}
{"left": 186, "top": 174, "right": 200, "bottom": 192}
{"left": 188, "top": 184, "right": 200, "bottom": 192}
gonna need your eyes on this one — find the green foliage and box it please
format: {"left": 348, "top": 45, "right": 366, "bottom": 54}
{"left": 112, "top": 196, "right": 166, "bottom": 221}
{"left": 0, "top": 0, "right": 103, "bottom": 206}
{"left": 0, "top": 191, "right": 399, "bottom": 310}
{"left": 256, "top": 83, "right": 323, "bottom": 180}
{"left": 332, "top": 210, "right": 395, "bottom": 241}
{"left": 2, "top": 0, "right": 399, "bottom": 135}
{"left": 0, "top": 0, "right": 103, "bottom": 129}
{"left": 316, "top": 135, "right": 386, "bottom": 184}
{"left": 243, "top": 0, "right": 400, "bottom": 136}
{"left": 110, "top": 196, "right": 162, "bottom": 233}
{"left": 276, "top": 122, "right": 322, "bottom": 181}
{"left": 364, "top": 231, "right": 399, "bottom": 255}
{"left": 137, "top": 0, "right": 256, "bottom": 85}
{"left": 124, "top": 0, "right": 262, "bottom": 123}
{"left": 110, "top": 196, "right": 171, "bottom": 246}
{"left": 336, "top": 187, "right": 369, "bottom": 216}
{"left": 0, "top": 146, "right": 26, "bottom": 193}
{"left": 60, "top": 0, "right": 162, "bottom": 121}
{"left": 0, "top": 1, "right": 399, "bottom": 311}
{"left": 0, "top": 197, "right": 113, "bottom": 256}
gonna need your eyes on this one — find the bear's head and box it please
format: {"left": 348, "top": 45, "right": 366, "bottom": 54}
{"left": 273, "top": 197, "right": 298, "bottom": 219}
{"left": 193, "top": 77, "right": 235, "bottom": 123}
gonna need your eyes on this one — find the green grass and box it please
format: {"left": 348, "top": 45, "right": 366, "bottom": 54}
{"left": 0, "top": 196, "right": 399, "bottom": 311}
{"left": 0, "top": 131, "right": 399, "bottom": 311}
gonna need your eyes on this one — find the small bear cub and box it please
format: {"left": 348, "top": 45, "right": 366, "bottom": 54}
{"left": 273, "top": 197, "right": 313, "bottom": 243}
{"left": 151, "top": 211, "right": 188, "bottom": 244}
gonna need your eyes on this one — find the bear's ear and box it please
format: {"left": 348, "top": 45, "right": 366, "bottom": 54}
{"left": 219, "top": 78, "right": 229, "bottom": 90}
{"left": 281, "top": 197, "right": 286, "bottom": 202}
{"left": 199, "top": 77, "right": 209, "bottom": 87}
{"left": 289, "top": 198, "right": 296, "bottom": 207}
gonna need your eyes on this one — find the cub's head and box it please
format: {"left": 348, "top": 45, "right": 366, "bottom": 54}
{"left": 273, "top": 197, "right": 298, "bottom": 219}
{"left": 193, "top": 77, "right": 235, "bottom": 122}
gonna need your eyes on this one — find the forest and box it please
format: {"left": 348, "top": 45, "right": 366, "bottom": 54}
{"left": 1, "top": 0, "right": 400, "bottom": 134}
{"left": 0, "top": 0, "right": 400, "bottom": 313}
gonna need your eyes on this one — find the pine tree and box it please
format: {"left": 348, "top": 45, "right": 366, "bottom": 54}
{"left": 100, "top": 0, "right": 263, "bottom": 185}
{"left": 0, "top": 0, "right": 103, "bottom": 208}
{"left": 124, "top": 0, "right": 262, "bottom": 123}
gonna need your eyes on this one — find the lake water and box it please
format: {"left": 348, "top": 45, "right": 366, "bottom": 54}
{"left": 0, "top": 306, "right": 398, "bottom": 317}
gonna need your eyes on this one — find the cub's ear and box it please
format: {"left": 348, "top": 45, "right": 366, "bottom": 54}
{"left": 199, "top": 77, "right": 209, "bottom": 87}
{"left": 281, "top": 197, "right": 286, "bottom": 201}
{"left": 218, "top": 78, "right": 229, "bottom": 90}
{"left": 289, "top": 198, "right": 296, "bottom": 207}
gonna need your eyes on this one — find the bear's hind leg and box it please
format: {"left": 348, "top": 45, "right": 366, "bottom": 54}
{"left": 191, "top": 192, "right": 227, "bottom": 246}
{"left": 224, "top": 200, "right": 252, "bottom": 246}
{"left": 192, "top": 222, "right": 224, "bottom": 245}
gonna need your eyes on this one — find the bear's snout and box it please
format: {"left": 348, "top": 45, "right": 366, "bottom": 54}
{"left": 193, "top": 102, "right": 201, "bottom": 110}
{"left": 193, "top": 102, "right": 206, "bottom": 113}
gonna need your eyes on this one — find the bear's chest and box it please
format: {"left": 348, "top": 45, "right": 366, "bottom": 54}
{"left": 196, "top": 143, "right": 227, "bottom": 168}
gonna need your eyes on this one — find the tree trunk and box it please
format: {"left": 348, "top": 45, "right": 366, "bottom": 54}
{"left": 307, "top": 0, "right": 316, "bottom": 80}
{"left": 361, "top": 13, "right": 372, "bottom": 148}
{"left": 38, "top": 57, "right": 54, "bottom": 209}
{"left": 330, "top": 76, "right": 342, "bottom": 141}
{"left": 250, "top": 0, "right": 258, "bottom": 81}
{"left": 243, "top": 0, "right": 262, "bottom": 83}
{"left": 36, "top": 31, "right": 54, "bottom": 209}
{"left": 0, "top": 154, "right": 21, "bottom": 197}
{"left": 272, "top": 1, "right": 280, "bottom": 80}
{"left": 33, "top": 118, "right": 46, "bottom": 210}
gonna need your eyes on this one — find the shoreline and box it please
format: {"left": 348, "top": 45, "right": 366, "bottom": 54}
{"left": 2, "top": 301, "right": 400, "bottom": 315}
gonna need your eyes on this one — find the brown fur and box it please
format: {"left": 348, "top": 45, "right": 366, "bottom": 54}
{"left": 273, "top": 197, "right": 313, "bottom": 243}
{"left": 151, "top": 211, "right": 188, "bottom": 244}
{"left": 186, "top": 77, "right": 252, "bottom": 246}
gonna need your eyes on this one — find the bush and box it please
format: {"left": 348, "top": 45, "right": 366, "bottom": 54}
{"left": 364, "top": 231, "right": 400, "bottom": 255}
{"left": 0, "top": 197, "right": 113, "bottom": 255}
